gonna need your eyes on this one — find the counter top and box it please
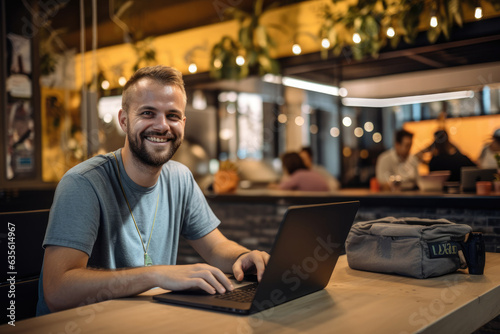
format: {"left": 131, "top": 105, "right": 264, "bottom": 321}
{"left": 5, "top": 253, "right": 500, "bottom": 334}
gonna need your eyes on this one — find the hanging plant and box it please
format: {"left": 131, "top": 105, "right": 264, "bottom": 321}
{"left": 209, "top": 0, "right": 282, "bottom": 80}
{"left": 320, "top": 0, "right": 500, "bottom": 61}
{"left": 131, "top": 36, "right": 157, "bottom": 72}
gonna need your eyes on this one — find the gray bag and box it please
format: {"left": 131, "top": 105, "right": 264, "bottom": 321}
{"left": 345, "top": 217, "right": 472, "bottom": 278}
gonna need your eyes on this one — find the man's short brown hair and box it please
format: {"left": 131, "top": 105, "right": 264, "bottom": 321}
{"left": 122, "top": 65, "right": 186, "bottom": 112}
{"left": 395, "top": 129, "right": 413, "bottom": 144}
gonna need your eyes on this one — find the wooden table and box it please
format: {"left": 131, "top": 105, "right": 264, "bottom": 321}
{"left": 4, "top": 253, "right": 500, "bottom": 334}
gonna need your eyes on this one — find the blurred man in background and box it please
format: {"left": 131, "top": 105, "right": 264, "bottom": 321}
{"left": 376, "top": 129, "right": 419, "bottom": 190}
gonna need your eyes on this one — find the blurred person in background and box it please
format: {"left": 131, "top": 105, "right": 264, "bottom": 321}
{"left": 299, "top": 147, "right": 340, "bottom": 191}
{"left": 478, "top": 128, "right": 500, "bottom": 169}
{"left": 429, "top": 130, "right": 476, "bottom": 182}
{"left": 376, "top": 129, "right": 419, "bottom": 190}
{"left": 269, "top": 152, "right": 329, "bottom": 191}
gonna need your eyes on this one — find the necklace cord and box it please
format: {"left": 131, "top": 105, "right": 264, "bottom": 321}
{"left": 112, "top": 152, "right": 159, "bottom": 256}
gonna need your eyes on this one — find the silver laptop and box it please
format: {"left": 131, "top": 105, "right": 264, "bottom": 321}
{"left": 153, "top": 201, "right": 360, "bottom": 315}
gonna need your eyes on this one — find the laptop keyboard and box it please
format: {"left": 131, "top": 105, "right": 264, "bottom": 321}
{"left": 215, "top": 283, "right": 258, "bottom": 303}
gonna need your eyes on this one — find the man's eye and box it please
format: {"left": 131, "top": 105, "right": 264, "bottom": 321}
{"left": 168, "top": 114, "right": 182, "bottom": 120}
{"left": 141, "top": 111, "right": 154, "bottom": 116}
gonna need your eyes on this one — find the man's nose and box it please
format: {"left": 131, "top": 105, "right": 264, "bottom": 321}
{"left": 152, "top": 115, "right": 170, "bottom": 132}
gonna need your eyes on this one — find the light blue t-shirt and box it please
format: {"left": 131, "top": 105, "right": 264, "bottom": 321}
{"left": 37, "top": 149, "right": 220, "bottom": 315}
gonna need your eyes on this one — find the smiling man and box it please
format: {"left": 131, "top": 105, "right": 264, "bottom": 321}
{"left": 37, "top": 66, "right": 269, "bottom": 315}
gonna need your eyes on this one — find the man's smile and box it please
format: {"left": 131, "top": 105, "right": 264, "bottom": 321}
{"left": 145, "top": 136, "right": 169, "bottom": 143}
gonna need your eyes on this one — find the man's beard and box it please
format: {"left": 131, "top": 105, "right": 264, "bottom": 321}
{"left": 127, "top": 129, "right": 182, "bottom": 168}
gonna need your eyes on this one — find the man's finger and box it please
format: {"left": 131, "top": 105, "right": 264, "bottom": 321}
{"left": 196, "top": 266, "right": 233, "bottom": 293}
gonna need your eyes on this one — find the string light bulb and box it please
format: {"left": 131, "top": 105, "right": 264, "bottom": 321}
{"left": 386, "top": 27, "right": 395, "bottom": 38}
{"left": 188, "top": 63, "right": 197, "bottom": 74}
{"left": 292, "top": 43, "right": 302, "bottom": 55}
{"left": 353, "top": 33, "right": 361, "bottom": 44}
{"left": 101, "top": 80, "right": 110, "bottom": 90}
{"left": 475, "top": 6, "right": 483, "bottom": 19}
{"left": 213, "top": 59, "right": 222, "bottom": 69}
{"left": 430, "top": 15, "right": 438, "bottom": 28}
{"left": 321, "top": 38, "right": 330, "bottom": 48}
{"left": 236, "top": 55, "right": 245, "bottom": 66}
{"left": 118, "top": 76, "right": 127, "bottom": 86}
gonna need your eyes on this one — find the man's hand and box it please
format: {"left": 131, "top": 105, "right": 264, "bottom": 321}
{"left": 232, "top": 250, "right": 270, "bottom": 282}
{"left": 153, "top": 263, "right": 234, "bottom": 294}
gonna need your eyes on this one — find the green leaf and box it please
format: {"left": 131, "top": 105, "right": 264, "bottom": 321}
{"left": 247, "top": 50, "right": 258, "bottom": 66}
{"left": 254, "top": 0, "right": 264, "bottom": 17}
{"left": 255, "top": 25, "right": 267, "bottom": 48}
{"left": 364, "top": 16, "right": 379, "bottom": 38}
{"left": 427, "top": 27, "right": 440, "bottom": 44}
{"left": 258, "top": 54, "right": 271, "bottom": 71}
{"left": 239, "top": 27, "right": 251, "bottom": 49}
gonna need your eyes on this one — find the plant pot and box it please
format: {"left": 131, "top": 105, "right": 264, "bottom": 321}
{"left": 493, "top": 180, "right": 500, "bottom": 194}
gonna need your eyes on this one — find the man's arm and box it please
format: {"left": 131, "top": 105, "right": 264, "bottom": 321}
{"left": 43, "top": 245, "right": 234, "bottom": 312}
{"left": 188, "top": 228, "right": 270, "bottom": 282}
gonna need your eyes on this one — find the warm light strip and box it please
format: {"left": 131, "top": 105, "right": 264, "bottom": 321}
{"left": 263, "top": 74, "right": 339, "bottom": 96}
{"left": 342, "top": 90, "right": 475, "bottom": 108}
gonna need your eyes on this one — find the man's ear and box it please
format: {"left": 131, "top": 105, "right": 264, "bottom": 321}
{"left": 118, "top": 109, "right": 127, "bottom": 133}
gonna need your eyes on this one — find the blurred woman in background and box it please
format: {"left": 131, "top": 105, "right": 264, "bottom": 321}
{"left": 270, "top": 152, "right": 329, "bottom": 191}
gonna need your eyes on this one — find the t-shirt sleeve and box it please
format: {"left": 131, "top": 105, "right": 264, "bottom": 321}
{"left": 180, "top": 169, "right": 220, "bottom": 240}
{"left": 43, "top": 173, "right": 100, "bottom": 256}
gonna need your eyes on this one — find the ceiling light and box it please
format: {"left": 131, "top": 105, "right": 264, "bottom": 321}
{"left": 475, "top": 6, "right": 483, "bottom": 19}
{"left": 342, "top": 116, "right": 352, "bottom": 127}
{"left": 214, "top": 59, "right": 222, "bottom": 69}
{"left": 281, "top": 77, "right": 339, "bottom": 96}
{"left": 386, "top": 27, "right": 395, "bottom": 38}
{"left": 262, "top": 75, "right": 340, "bottom": 96}
{"left": 430, "top": 16, "right": 438, "bottom": 28}
{"left": 278, "top": 114, "right": 288, "bottom": 123}
{"left": 236, "top": 56, "right": 245, "bottom": 66}
{"left": 321, "top": 38, "right": 330, "bottom": 48}
{"left": 292, "top": 43, "right": 302, "bottom": 55}
{"left": 353, "top": 33, "right": 361, "bottom": 44}
{"left": 330, "top": 127, "right": 340, "bottom": 137}
{"left": 118, "top": 76, "right": 127, "bottom": 86}
{"left": 342, "top": 90, "right": 475, "bottom": 108}
{"left": 188, "top": 63, "right": 197, "bottom": 73}
{"left": 295, "top": 116, "right": 305, "bottom": 126}
{"left": 372, "top": 132, "right": 382, "bottom": 143}
{"left": 101, "top": 80, "right": 110, "bottom": 90}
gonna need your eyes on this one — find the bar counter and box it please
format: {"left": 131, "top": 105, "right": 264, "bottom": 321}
{"left": 175, "top": 188, "right": 500, "bottom": 264}
{"left": 205, "top": 188, "right": 500, "bottom": 209}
